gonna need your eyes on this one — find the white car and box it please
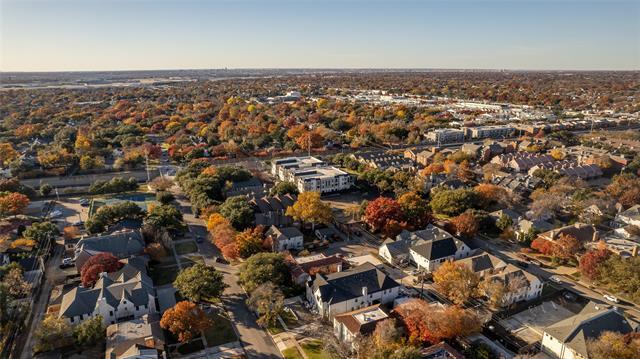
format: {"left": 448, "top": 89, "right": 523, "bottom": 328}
{"left": 50, "top": 210, "right": 63, "bottom": 218}
{"left": 604, "top": 294, "right": 619, "bottom": 303}
{"left": 549, "top": 276, "right": 563, "bottom": 284}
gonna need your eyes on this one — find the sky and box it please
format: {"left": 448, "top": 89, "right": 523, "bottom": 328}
{"left": 1, "top": 0, "right": 639, "bottom": 72}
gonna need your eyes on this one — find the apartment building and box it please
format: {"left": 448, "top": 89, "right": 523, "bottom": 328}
{"left": 272, "top": 156, "right": 353, "bottom": 193}
{"left": 465, "top": 125, "right": 515, "bottom": 140}
{"left": 425, "top": 129, "right": 465, "bottom": 144}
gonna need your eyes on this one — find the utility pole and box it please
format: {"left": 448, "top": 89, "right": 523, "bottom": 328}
{"left": 145, "top": 152, "right": 151, "bottom": 183}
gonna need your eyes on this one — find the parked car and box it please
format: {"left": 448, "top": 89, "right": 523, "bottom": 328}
{"left": 563, "top": 291, "right": 577, "bottom": 301}
{"left": 72, "top": 220, "right": 84, "bottom": 227}
{"left": 549, "top": 275, "right": 563, "bottom": 284}
{"left": 195, "top": 235, "right": 204, "bottom": 243}
{"left": 514, "top": 260, "right": 529, "bottom": 268}
{"left": 79, "top": 198, "right": 90, "bottom": 206}
{"left": 50, "top": 210, "right": 63, "bottom": 218}
{"left": 604, "top": 294, "right": 619, "bottom": 303}
{"left": 60, "top": 257, "right": 74, "bottom": 269}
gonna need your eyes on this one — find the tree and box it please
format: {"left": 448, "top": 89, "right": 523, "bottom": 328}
{"left": 550, "top": 148, "right": 566, "bottom": 160}
{"left": 73, "top": 315, "right": 105, "bottom": 347}
{"left": 429, "top": 188, "right": 479, "bottom": 216}
{"left": 393, "top": 299, "right": 481, "bottom": 344}
{"left": 269, "top": 181, "right": 299, "bottom": 196}
{"left": 474, "top": 183, "right": 513, "bottom": 209}
{"left": 39, "top": 183, "right": 53, "bottom": 196}
{"left": 146, "top": 204, "right": 184, "bottom": 230}
{"left": 449, "top": 211, "right": 479, "bottom": 238}
{"left": 160, "top": 301, "right": 212, "bottom": 343}
{"left": 495, "top": 213, "right": 513, "bottom": 231}
{"left": 531, "top": 238, "right": 555, "bottom": 256}
{"left": 0, "top": 192, "right": 30, "bottom": 218}
{"left": 238, "top": 253, "right": 291, "bottom": 293}
{"left": 372, "top": 318, "right": 403, "bottom": 349}
{"left": 156, "top": 191, "right": 175, "bottom": 205}
{"left": 80, "top": 253, "right": 124, "bottom": 287}
{"left": 432, "top": 261, "right": 479, "bottom": 305}
{"left": 173, "top": 263, "right": 228, "bottom": 303}
{"left": 464, "top": 342, "right": 497, "bottom": 359}
{"left": 235, "top": 226, "right": 265, "bottom": 258}
{"left": 0, "top": 143, "right": 18, "bottom": 166}
{"left": 4, "top": 267, "right": 30, "bottom": 298}
{"left": 579, "top": 249, "right": 610, "bottom": 281}
{"left": 397, "top": 192, "right": 430, "bottom": 228}
{"left": 35, "top": 314, "right": 71, "bottom": 352}
{"left": 149, "top": 177, "right": 175, "bottom": 192}
{"left": 364, "top": 197, "right": 404, "bottom": 232}
{"left": 607, "top": 174, "right": 640, "bottom": 208}
{"left": 219, "top": 196, "right": 254, "bottom": 230}
{"left": 553, "top": 233, "right": 582, "bottom": 260}
{"left": 587, "top": 331, "right": 640, "bottom": 359}
{"left": 246, "top": 282, "right": 284, "bottom": 327}
{"left": 286, "top": 191, "right": 333, "bottom": 229}
{"left": 23, "top": 221, "right": 58, "bottom": 244}
{"left": 479, "top": 277, "right": 507, "bottom": 309}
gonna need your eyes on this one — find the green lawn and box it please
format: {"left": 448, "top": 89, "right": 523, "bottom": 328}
{"left": 301, "top": 340, "right": 330, "bottom": 359}
{"left": 149, "top": 264, "right": 180, "bottom": 285}
{"left": 203, "top": 313, "right": 237, "bottom": 347}
{"left": 175, "top": 241, "right": 198, "bottom": 255}
{"left": 282, "top": 347, "right": 304, "bottom": 359}
{"left": 180, "top": 255, "right": 204, "bottom": 267}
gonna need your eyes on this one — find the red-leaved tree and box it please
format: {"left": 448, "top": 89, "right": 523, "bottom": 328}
{"left": 579, "top": 249, "right": 610, "bottom": 281}
{"left": 364, "top": 197, "right": 404, "bottom": 232}
{"left": 531, "top": 238, "right": 555, "bottom": 255}
{"left": 80, "top": 253, "right": 124, "bottom": 287}
{"left": 449, "top": 212, "right": 479, "bottom": 238}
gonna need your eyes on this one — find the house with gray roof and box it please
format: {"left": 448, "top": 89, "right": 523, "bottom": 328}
{"left": 379, "top": 225, "right": 473, "bottom": 271}
{"left": 59, "top": 262, "right": 157, "bottom": 326}
{"left": 250, "top": 193, "right": 297, "bottom": 227}
{"left": 266, "top": 225, "right": 304, "bottom": 252}
{"left": 74, "top": 230, "right": 145, "bottom": 271}
{"left": 615, "top": 204, "right": 640, "bottom": 227}
{"left": 307, "top": 262, "right": 400, "bottom": 318}
{"left": 541, "top": 302, "right": 638, "bottom": 359}
{"left": 105, "top": 314, "right": 165, "bottom": 359}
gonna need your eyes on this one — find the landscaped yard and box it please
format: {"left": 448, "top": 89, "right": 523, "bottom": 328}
{"left": 203, "top": 312, "right": 237, "bottom": 347}
{"left": 300, "top": 340, "right": 330, "bottom": 359}
{"left": 175, "top": 241, "right": 198, "bottom": 255}
{"left": 180, "top": 255, "right": 204, "bottom": 267}
{"left": 282, "top": 347, "right": 304, "bottom": 359}
{"left": 149, "top": 263, "right": 180, "bottom": 285}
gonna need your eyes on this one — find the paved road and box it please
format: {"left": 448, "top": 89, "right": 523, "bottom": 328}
{"left": 472, "top": 236, "right": 640, "bottom": 319}
{"left": 174, "top": 193, "right": 282, "bottom": 358}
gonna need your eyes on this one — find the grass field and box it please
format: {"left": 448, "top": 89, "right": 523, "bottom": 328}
{"left": 175, "top": 241, "right": 198, "bottom": 255}
{"left": 203, "top": 313, "right": 237, "bottom": 347}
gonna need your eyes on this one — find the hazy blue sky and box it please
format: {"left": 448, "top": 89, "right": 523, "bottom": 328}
{"left": 1, "top": 0, "right": 639, "bottom": 71}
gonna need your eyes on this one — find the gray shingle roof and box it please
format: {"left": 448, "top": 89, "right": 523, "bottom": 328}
{"left": 59, "top": 263, "right": 154, "bottom": 319}
{"left": 545, "top": 303, "right": 638, "bottom": 358}
{"left": 312, "top": 262, "right": 399, "bottom": 304}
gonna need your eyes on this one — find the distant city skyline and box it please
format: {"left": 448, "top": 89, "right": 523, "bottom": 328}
{"left": 1, "top": 0, "right": 639, "bottom": 72}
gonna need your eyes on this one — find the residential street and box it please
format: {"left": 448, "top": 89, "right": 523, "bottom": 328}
{"left": 472, "top": 236, "right": 640, "bottom": 319}
{"left": 174, "top": 193, "right": 282, "bottom": 358}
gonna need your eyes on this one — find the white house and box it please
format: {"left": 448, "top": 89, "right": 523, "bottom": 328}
{"left": 333, "top": 304, "right": 388, "bottom": 348}
{"left": 59, "top": 262, "right": 157, "bottom": 326}
{"left": 266, "top": 225, "right": 304, "bottom": 252}
{"left": 379, "top": 225, "right": 468, "bottom": 269}
{"left": 615, "top": 204, "right": 640, "bottom": 227}
{"left": 307, "top": 262, "right": 400, "bottom": 318}
{"left": 541, "top": 303, "right": 638, "bottom": 359}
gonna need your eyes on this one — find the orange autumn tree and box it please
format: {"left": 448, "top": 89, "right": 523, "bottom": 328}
{"left": 0, "top": 192, "right": 30, "bottom": 218}
{"left": 207, "top": 213, "right": 238, "bottom": 260}
{"left": 393, "top": 299, "right": 481, "bottom": 344}
{"left": 449, "top": 211, "right": 479, "bottom": 239}
{"left": 160, "top": 301, "right": 211, "bottom": 343}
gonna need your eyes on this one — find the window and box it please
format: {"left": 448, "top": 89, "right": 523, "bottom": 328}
{"left": 109, "top": 311, "right": 113, "bottom": 316}
{"left": 135, "top": 305, "right": 139, "bottom": 311}
{"left": 70, "top": 317, "right": 74, "bottom": 323}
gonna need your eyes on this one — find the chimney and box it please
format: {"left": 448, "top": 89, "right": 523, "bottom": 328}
{"left": 592, "top": 229, "right": 598, "bottom": 242}
{"left": 632, "top": 246, "right": 638, "bottom": 257}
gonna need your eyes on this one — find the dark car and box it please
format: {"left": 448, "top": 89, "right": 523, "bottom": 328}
{"left": 514, "top": 260, "right": 529, "bottom": 268}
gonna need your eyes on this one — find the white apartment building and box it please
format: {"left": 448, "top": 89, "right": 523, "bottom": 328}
{"left": 271, "top": 156, "right": 353, "bottom": 193}
{"left": 466, "top": 125, "right": 515, "bottom": 139}
{"left": 425, "top": 129, "right": 465, "bottom": 144}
